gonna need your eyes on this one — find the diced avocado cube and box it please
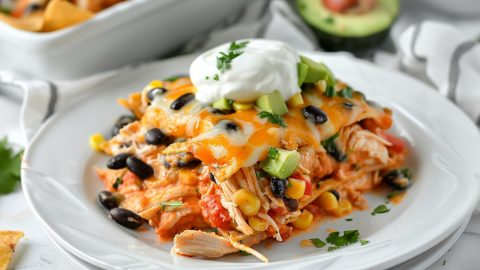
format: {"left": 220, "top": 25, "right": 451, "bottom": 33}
{"left": 256, "top": 91, "right": 289, "bottom": 115}
{"left": 233, "top": 101, "right": 254, "bottom": 111}
{"left": 212, "top": 98, "right": 232, "bottom": 111}
{"left": 300, "top": 56, "right": 336, "bottom": 87}
{"left": 297, "top": 62, "right": 309, "bottom": 86}
{"left": 287, "top": 93, "right": 304, "bottom": 107}
{"left": 260, "top": 148, "right": 300, "bottom": 179}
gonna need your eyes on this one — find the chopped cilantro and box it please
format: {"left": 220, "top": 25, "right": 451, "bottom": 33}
{"left": 213, "top": 74, "right": 219, "bottom": 81}
{"left": 443, "top": 259, "right": 446, "bottom": 266}
{"left": 268, "top": 147, "right": 279, "bottom": 160}
{"left": 326, "top": 230, "right": 360, "bottom": 250}
{"left": 360, "top": 239, "right": 370, "bottom": 245}
{"left": 159, "top": 200, "right": 183, "bottom": 212}
{"left": 345, "top": 218, "right": 353, "bottom": 222}
{"left": 0, "top": 138, "right": 23, "bottom": 194}
{"left": 371, "top": 204, "right": 390, "bottom": 215}
{"left": 205, "top": 76, "right": 209, "bottom": 80}
{"left": 310, "top": 238, "right": 326, "bottom": 248}
{"left": 257, "top": 111, "right": 287, "bottom": 127}
{"left": 401, "top": 168, "right": 412, "bottom": 179}
{"left": 112, "top": 177, "right": 123, "bottom": 189}
{"left": 324, "top": 85, "right": 336, "bottom": 97}
{"left": 215, "top": 41, "right": 249, "bottom": 75}
{"left": 0, "top": 7, "right": 11, "bottom": 14}
{"left": 205, "top": 228, "right": 219, "bottom": 233}
{"left": 338, "top": 87, "right": 353, "bottom": 98}
{"left": 238, "top": 250, "right": 251, "bottom": 256}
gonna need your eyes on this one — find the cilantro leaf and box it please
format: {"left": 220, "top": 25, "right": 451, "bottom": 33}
{"left": 229, "top": 41, "right": 249, "bottom": 51}
{"left": 113, "top": 177, "right": 123, "bottom": 189}
{"left": 268, "top": 147, "right": 279, "bottom": 160}
{"left": 213, "top": 74, "right": 219, "bottom": 81}
{"left": 310, "top": 238, "right": 326, "bottom": 248}
{"left": 326, "top": 230, "right": 360, "bottom": 249}
{"left": 257, "top": 111, "right": 287, "bottom": 127}
{"left": 159, "top": 200, "right": 183, "bottom": 212}
{"left": 0, "top": 138, "right": 23, "bottom": 194}
{"left": 371, "top": 204, "right": 390, "bottom": 215}
{"left": 360, "top": 239, "right": 370, "bottom": 245}
{"left": 345, "top": 218, "right": 353, "bottom": 221}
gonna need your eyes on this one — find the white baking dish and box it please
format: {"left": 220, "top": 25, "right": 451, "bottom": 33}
{"left": 0, "top": 0, "right": 249, "bottom": 80}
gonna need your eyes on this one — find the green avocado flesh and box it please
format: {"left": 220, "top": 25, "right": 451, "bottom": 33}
{"left": 260, "top": 149, "right": 300, "bottom": 179}
{"left": 212, "top": 98, "right": 232, "bottom": 110}
{"left": 300, "top": 56, "right": 336, "bottom": 87}
{"left": 296, "top": 0, "right": 399, "bottom": 38}
{"left": 256, "top": 91, "right": 289, "bottom": 115}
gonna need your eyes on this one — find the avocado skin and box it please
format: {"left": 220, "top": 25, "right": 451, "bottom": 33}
{"left": 311, "top": 24, "right": 392, "bottom": 52}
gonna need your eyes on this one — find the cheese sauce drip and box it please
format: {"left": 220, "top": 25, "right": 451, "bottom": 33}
{"left": 145, "top": 79, "right": 392, "bottom": 181}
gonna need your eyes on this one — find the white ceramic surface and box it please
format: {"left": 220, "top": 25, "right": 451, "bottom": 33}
{"left": 21, "top": 52, "right": 480, "bottom": 269}
{"left": 44, "top": 216, "right": 471, "bottom": 270}
{"left": 0, "top": 0, "right": 249, "bottom": 80}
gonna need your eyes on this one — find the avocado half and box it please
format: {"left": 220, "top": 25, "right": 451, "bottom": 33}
{"left": 297, "top": 0, "right": 399, "bottom": 52}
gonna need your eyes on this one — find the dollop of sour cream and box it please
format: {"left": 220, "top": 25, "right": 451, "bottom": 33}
{"left": 190, "top": 39, "right": 300, "bottom": 103}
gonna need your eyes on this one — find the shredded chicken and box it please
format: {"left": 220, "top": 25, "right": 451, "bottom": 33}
{"left": 173, "top": 230, "right": 268, "bottom": 262}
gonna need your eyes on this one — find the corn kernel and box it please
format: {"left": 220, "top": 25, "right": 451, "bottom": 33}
{"left": 287, "top": 93, "right": 304, "bottom": 107}
{"left": 89, "top": 133, "right": 106, "bottom": 152}
{"left": 319, "top": 192, "right": 339, "bottom": 211}
{"left": 286, "top": 179, "right": 306, "bottom": 199}
{"left": 248, "top": 216, "right": 268, "bottom": 231}
{"left": 147, "top": 80, "right": 163, "bottom": 89}
{"left": 331, "top": 200, "right": 352, "bottom": 217}
{"left": 233, "top": 101, "right": 254, "bottom": 111}
{"left": 233, "top": 189, "right": 261, "bottom": 216}
{"left": 293, "top": 210, "right": 313, "bottom": 229}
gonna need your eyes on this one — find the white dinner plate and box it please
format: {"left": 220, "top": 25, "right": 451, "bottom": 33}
{"left": 22, "top": 52, "right": 480, "bottom": 270}
{"left": 44, "top": 215, "right": 471, "bottom": 270}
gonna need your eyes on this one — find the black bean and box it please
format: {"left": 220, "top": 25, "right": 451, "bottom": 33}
{"left": 177, "top": 158, "right": 202, "bottom": 168}
{"left": 24, "top": 3, "right": 42, "bottom": 15}
{"left": 145, "top": 128, "right": 170, "bottom": 145}
{"left": 209, "top": 173, "right": 217, "bottom": 183}
{"left": 126, "top": 156, "right": 154, "bottom": 179}
{"left": 98, "top": 191, "right": 118, "bottom": 210}
{"left": 343, "top": 101, "right": 354, "bottom": 109}
{"left": 163, "top": 161, "right": 171, "bottom": 169}
{"left": 112, "top": 115, "right": 135, "bottom": 137}
{"left": 384, "top": 170, "right": 412, "bottom": 190}
{"left": 110, "top": 208, "right": 145, "bottom": 229}
{"left": 283, "top": 197, "right": 298, "bottom": 212}
{"left": 107, "top": 153, "right": 131, "bottom": 170}
{"left": 147, "top": 87, "right": 167, "bottom": 101}
{"left": 225, "top": 121, "right": 239, "bottom": 131}
{"left": 329, "top": 189, "right": 340, "bottom": 200}
{"left": 170, "top": 93, "right": 195, "bottom": 110}
{"left": 208, "top": 108, "right": 234, "bottom": 115}
{"left": 270, "top": 177, "right": 287, "bottom": 198}
{"left": 302, "top": 105, "right": 328, "bottom": 124}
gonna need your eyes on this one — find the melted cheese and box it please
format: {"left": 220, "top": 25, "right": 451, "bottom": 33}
{"left": 146, "top": 79, "right": 392, "bottom": 180}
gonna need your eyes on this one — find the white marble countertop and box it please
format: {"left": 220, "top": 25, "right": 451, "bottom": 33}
{"left": 2, "top": 0, "right": 480, "bottom": 269}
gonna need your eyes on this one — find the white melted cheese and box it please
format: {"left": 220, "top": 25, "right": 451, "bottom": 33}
{"left": 190, "top": 39, "right": 300, "bottom": 103}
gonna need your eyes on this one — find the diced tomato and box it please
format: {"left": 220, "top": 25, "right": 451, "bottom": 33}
{"left": 380, "top": 131, "right": 406, "bottom": 153}
{"left": 269, "top": 207, "right": 287, "bottom": 216}
{"left": 199, "top": 194, "right": 232, "bottom": 230}
{"left": 323, "top": 0, "right": 358, "bottom": 13}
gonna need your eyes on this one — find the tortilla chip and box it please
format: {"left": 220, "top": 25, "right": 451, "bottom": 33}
{"left": 0, "top": 12, "right": 44, "bottom": 31}
{"left": 42, "top": 0, "right": 94, "bottom": 32}
{"left": 0, "top": 231, "right": 24, "bottom": 270}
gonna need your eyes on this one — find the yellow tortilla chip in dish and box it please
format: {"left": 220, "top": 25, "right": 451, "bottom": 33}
{"left": 42, "top": 0, "right": 94, "bottom": 32}
{"left": 0, "top": 231, "right": 24, "bottom": 270}
{"left": 0, "top": 12, "right": 44, "bottom": 32}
